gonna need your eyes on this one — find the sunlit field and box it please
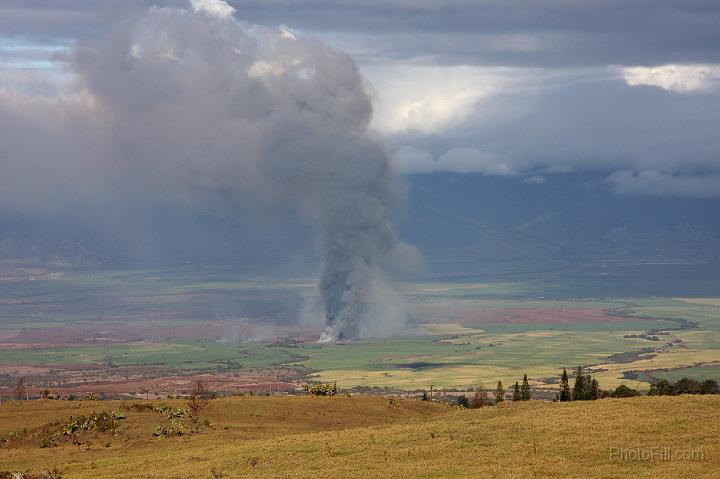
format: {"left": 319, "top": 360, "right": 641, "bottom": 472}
{"left": 1, "top": 395, "right": 717, "bottom": 478}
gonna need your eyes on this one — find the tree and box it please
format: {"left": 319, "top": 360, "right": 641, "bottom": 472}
{"left": 495, "top": 381, "right": 505, "bottom": 404}
{"left": 559, "top": 369, "right": 571, "bottom": 402}
{"left": 648, "top": 378, "right": 718, "bottom": 396}
{"left": 572, "top": 366, "right": 585, "bottom": 401}
{"left": 650, "top": 379, "right": 675, "bottom": 396}
{"left": 456, "top": 394, "right": 469, "bottom": 408}
{"left": 520, "top": 374, "right": 531, "bottom": 401}
{"left": 610, "top": 384, "right": 640, "bottom": 398}
{"left": 512, "top": 382, "right": 521, "bottom": 402}
{"left": 14, "top": 377, "right": 26, "bottom": 401}
{"left": 701, "top": 379, "right": 719, "bottom": 394}
{"left": 586, "top": 378, "right": 600, "bottom": 400}
{"left": 674, "top": 377, "right": 701, "bottom": 395}
{"left": 187, "top": 379, "right": 210, "bottom": 423}
{"left": 421, "top": 390, "right": 429, "bottom": 401}
{"left": 470, "top": 388, "right": 490, "bottom": 408}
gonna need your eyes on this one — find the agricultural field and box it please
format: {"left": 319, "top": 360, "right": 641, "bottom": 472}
{"left": 0, "top": 395, "right": 718, "bottom": 478}
{"left": 1, "top": 265, "right": 719, "bottom": 397}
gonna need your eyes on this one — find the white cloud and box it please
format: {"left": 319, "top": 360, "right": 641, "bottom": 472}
{"left": 622, "top": 64, "right": 720, "bottom": 92}
{"left": 384, "top": 66, "right": 720, "bottom": 186}
{"left": 190, "top": 0, "right": 236, "bottom": 19}
{"left": 394, "top": 146, "right": 515, "bottom": 175}
{"left": 364, "top": 65, "right": 513, "bottom": 134}
{"left": 607, "top": 170, "right": 720, "bottom": 198}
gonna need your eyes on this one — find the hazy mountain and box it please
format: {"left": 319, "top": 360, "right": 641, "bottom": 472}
{"left": 2, "top": 172, "right": 719, "bottom": 284}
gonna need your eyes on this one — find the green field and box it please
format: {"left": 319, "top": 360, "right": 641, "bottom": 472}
{"left": 1, "top": 266, "right": 719, "bottom": 395}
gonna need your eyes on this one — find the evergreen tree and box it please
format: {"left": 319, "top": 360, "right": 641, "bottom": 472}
{"left": 588, "top": 378, "right": 600, "bottom": 400}
{"left": 581, "top": 374, "right": 594, "bottom": 400}
{"left": 520, "top": 374, "right": 531, "bottom": 401}
{"left": 495, "top": 381, "right": 505, "bottom": 404}
{"left": 572, "top": 365, "right": 585, "bottom": 401}
{"left": 512, "top": 382, "right": 521, "bottom": 401}
{"left": 559, "top": 368, "right": 571, "bottom": 402}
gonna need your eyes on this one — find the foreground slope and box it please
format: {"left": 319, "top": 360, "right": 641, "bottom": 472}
{"left": 1, "top": 396, "right": 718, "bottom": 478}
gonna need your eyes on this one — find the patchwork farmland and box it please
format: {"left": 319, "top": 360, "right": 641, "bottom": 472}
{"left": 1, "top": 267, "right": 718, "bottom": 398}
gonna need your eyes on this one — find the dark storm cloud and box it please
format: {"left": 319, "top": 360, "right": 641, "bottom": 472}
{"left": 1, "top": 1, "right": 719, "bottom": 200}
{"left": 228, "top": 0, "right": 720, "bottom": 67}
{"left": 3, "top": 1, "right": 720, "bottom": 67}
{"left": 392, "top": 74, "right": 720, "bottom": 195}
{"left": 0, "top": 1, "right": 199, "bottom": 37}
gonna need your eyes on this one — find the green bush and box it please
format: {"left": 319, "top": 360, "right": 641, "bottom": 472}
{"left": 610, "top": 385, "right": 641, "bottom": 398}
{"left": 62, "top": 411, "right": 125, "bottom": 436}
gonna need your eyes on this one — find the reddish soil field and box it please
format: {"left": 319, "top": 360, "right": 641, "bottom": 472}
{"left": 0, "top": 371, "right": 298, "bottom": 399}
{"left": 1, "top": 319, "right": 318, "bottom": 347}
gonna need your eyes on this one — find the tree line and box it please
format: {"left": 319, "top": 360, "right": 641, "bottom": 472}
{"left": 451, "top": 367, "right": 719, "bottom": 408}
{"left": 648, "top": 377, "right": 719, "bottom": 396}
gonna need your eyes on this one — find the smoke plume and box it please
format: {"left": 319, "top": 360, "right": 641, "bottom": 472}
{"left": 0, "top": 1, "right": 415, "bottom": 340}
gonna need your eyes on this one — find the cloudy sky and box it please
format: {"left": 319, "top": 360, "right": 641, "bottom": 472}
{"left": 2, "top": 0, "right": 719, "bottom": 202}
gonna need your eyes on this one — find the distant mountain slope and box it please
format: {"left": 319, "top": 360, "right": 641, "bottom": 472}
{"left": 399, "top": 172, "right": 720, "bottom": 277}
{"left": 2, "top": 172, "right": 719, "bottom": 281}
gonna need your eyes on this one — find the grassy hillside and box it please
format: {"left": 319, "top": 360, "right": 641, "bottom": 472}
{"left": 1, "top": 395, "right": 717, "bottom": 478}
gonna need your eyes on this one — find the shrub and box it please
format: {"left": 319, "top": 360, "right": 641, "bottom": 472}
{"left": 153, "top": 416, "right": 187, "bottom": 437}
{"left": 187, "top": 380, "right": 211, "bottom": 422}
{"left": 62, "top": 411, "right": 125, "bottom": 436}
{"left": 303, "top": 383, "right": 337, "bottom": 396}
{"left": 0, "top": 469, "right": 63, "bottom": 479}
{"left": 469, "top": 389, "right": 490, "bottom": 408}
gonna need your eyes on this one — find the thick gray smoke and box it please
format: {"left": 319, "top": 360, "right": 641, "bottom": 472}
{"left": 0, "top": 0, "right": 415, "bottom": 340}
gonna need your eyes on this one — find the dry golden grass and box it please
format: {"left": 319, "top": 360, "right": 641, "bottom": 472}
{"left": 1, "top": 395, "right": 718, "bottom": 478}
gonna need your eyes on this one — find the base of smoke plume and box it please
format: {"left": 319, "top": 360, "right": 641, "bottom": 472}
{"left": 317, "top": 274, "right": 408, "bottom": 343}
{"left": 318, "top": 325, "right": 340, "bottom": 343}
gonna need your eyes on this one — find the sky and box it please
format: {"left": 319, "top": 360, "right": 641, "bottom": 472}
{"left": 1, "top": 0, "right": 720, "bottom": 276}
{"left": 2, "top": 0, "right": 720, "bottom": 199}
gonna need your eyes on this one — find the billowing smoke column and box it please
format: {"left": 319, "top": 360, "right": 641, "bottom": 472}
{"left": 5, "top": 0, "right": 412, "bottom": 340}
